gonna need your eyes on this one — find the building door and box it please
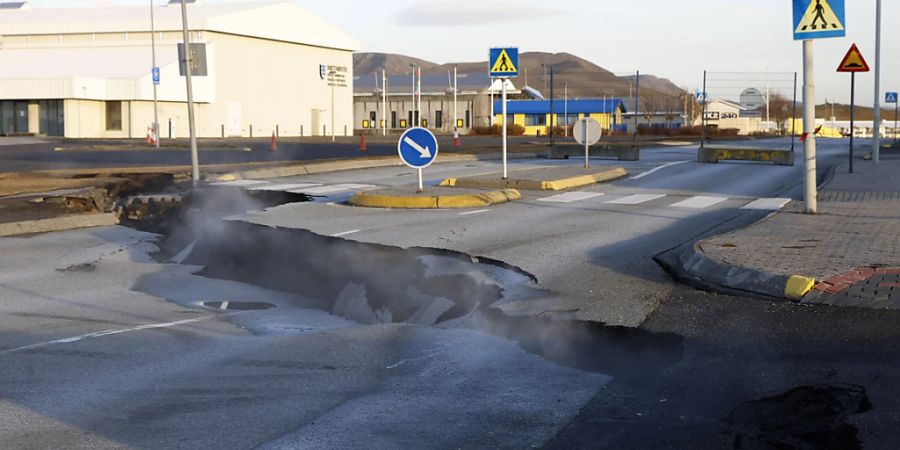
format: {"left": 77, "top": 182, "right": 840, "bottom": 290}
{"left": 435, "top": 110, "right": 443, "bottom": 129}
{"left": 311, "top": 109, "right": 323, "bottom": 136}
{"left": 0, "top": 101, "right": 13, "bottom": 135}
{"left": 14, "top": 101, "right": 28, "bottom": 133}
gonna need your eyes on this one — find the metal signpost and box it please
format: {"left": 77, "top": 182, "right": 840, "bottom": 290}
{"left": 792, "top": 0, "right": 846, "bottom": 214}
{"left": 887, "top": 92, "right": 898, "bottom": 145}
{"left": 837, "top": 44, "right": 870, "bottom": 174}
{"left": 398, "top": 127, "right": 439, "bottom": 193}
{"left": 573, "top": 118, "right": 602, "bottom": 169}
{"left": 150, "top": 0, "right": 160, "bottom": 148}
{"left": 489, "top": 47, "right": 519, "bottom": 180}
{"left": 178, "top": 0, "right": 200, "bottom": 186}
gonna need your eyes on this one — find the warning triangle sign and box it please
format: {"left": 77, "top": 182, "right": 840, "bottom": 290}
{"left": 837, "top": 44, "right": 870, "bottom": 73}
{"left": 795, "top": 0, "right": 844, "bottom": 33}
{"left": 490, "top": 49, "right": 518, "bottom": 75}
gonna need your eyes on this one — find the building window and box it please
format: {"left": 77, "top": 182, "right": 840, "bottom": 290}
{"left": 465, "top": 110, "right": 470, "bottom": 128}
{"left": 435, "top": 110, "right": 443, "bottom": 128}
{"left": 369, "top": 111, "right": 376, "bottom": 123}
{"left": 524, "top": 114, "right": 547, "bottom": 127}
{"left": 391, "top": 111, "right": 397, "bottom": 129}
{"left": 105, "top": 101, "right": 122, "bottom": 131}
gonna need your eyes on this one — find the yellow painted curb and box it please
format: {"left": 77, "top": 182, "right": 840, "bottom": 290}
{"left": 439, "top": 167, "right": 627, "bottom": 191}
{"left": 348, "top": 189, "right": 521, "bottom": 209}
{"left": 785, "top": 275, "right": 816, "bottom": 300}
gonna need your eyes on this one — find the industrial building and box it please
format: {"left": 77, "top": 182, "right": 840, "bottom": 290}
{"left": 353, "top": 73, "right": 523, "bottom": 134}
{"left": 0, "top": 0, "right": 358, "bottom": 138}
{"left": 494, "top": 99, "right": 626, "bottom": 136}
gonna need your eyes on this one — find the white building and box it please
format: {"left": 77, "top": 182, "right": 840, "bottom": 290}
{"left": 0, "top": 0, "right": 358, "bottom": 138}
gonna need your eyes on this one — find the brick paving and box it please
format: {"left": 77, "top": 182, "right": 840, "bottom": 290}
{"left": 701, "top": 157, "right": 900, "bottom": 307}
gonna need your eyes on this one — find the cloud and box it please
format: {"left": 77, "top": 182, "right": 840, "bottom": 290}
{"left": 394, "top": 0, "right": 565, "bottom": 27}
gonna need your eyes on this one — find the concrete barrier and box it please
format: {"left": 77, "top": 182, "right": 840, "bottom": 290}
{"left": 698, "top": 145, "right": 794, "bottom": 166}
{"left": 548, "top": 144, "right": 639, "bottom": 161}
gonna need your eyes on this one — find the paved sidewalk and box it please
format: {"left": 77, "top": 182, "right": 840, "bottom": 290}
{"left": 698, "top": 157, "right": 900, "bottom": 308}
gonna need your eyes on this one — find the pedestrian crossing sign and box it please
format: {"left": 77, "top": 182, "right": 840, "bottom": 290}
{"left": 489, "top": 48, "right": 519, "bottom": 78}
{"left": 793, "top": 0, "right": 845, "bottom": 41}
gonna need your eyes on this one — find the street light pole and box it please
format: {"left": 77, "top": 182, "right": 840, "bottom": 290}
{"left": 150, "top": 0, "right": 160, "bottom": 148}
{"left": 330, "top": 69, "right": 335, "bottom": 142}
{"left": 178, "top": 0, "right": 199, "bottom": 185}
{"left": 382, "top": 69, "right": 387, "bottom": 137}
{"left": 802, "top": 39, "right": 817, "bottom": 214}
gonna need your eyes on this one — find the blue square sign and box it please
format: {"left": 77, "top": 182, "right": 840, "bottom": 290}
{"left": 489, "top": 48, "right": 518, "bottom": 78}
{"left": 152, "top": 67, "right": 160, "bottom": 85}
{"left": 886, "top": 92, "right": 898, "bottom": 104}
{"left": 793, "top": 0, "right": 846, "bottom": 41}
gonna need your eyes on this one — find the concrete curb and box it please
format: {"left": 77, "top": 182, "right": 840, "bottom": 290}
{"left": 0, "top": 213, "right": 120, "bottom": 237}
{"left": 211, "top": 153, "right": 539, "bottom": 182}
{"left": 440, "top": 167, "right": 628, "bottom": 191}
{"left": 657, "top": 239, "right": 815, "bottom": 300}
{"left": 348, "top": 189, "right": 521, "bottom": 209}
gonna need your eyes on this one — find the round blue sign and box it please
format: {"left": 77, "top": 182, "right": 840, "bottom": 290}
{"left": 397, "top": 127, "right": 439, "bottom": 169}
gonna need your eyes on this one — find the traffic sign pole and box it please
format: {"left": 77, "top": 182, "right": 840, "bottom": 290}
{"left": 873, "top": 0, "right": 882, "bottom": 164}
{"left": 850, "top": 72, "right": 855, "bottom": 174}
{"left": 418, "top": 168, "right": 423, "bottom": 193}
{"left": 397, "top": 127, "right": 439, "bottom": 194}
{"left": 150, "top": 1, "right": 160, "bottom": 148}
{"left": 502, "top": 78, "right": 507, "bottom": 180}
{"left": 802, "top": 39, "right": 817, "bottom": 214}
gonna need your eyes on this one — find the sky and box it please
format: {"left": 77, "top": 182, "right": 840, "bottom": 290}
{"left": 27, "top": 0, "right": 900, "bottom": 105}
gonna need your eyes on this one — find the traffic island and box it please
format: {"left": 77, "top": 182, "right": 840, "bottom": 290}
{"left": 698, "top": 145, "right": 794, "bottom": 166}
{"left": 440, "top": 166, "right": 627, "bottom": 191}
{"left": 348, "top": 186, "right": 521, "bottom": 209}
{"left": 547, "top": 143, "right": 640, "bottom": 161}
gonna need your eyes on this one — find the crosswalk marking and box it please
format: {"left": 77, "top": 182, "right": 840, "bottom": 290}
{"left": 671, "top": 196, "right": 728, "bottom": 209}
{"left": 741, "top": 198, "right": 792, "bottom": 211}
{"left": 538, "top": 192, "right": 605, "bottom": 203}
{"left": 605, "top": 194, "right": 666, "bottom": 205}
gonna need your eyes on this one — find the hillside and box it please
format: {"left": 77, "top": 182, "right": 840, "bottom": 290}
{"left": 353, "top": 52, "right": 684, "bottom": 99}
{"left": 816, "top": 103, "right": 899, "bottom": 122}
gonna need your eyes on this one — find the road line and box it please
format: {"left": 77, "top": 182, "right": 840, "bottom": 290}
{"left": 605, "top": 194, "right": 666, "bottom": 205}
{"left": 670, "top": 196, "right": 729, "bottom": 209}
{"left": 629, "top": 160, "right": 692, "bottom": 180}
{"left": 459, "top": 209, "right": 491, "bottom": 216}
{"left": 0, "top": 316, "right": 223, "bottom": 356}
{"left": 742, "top": 198, "right": 792, "bottom": 210}
{"left": 331, "top": 229, "right": 361, "bottom": 238}
{"left": 210, "top": 179, "right": 270, "bottom": 187}
{"left": 538, "top": 191, "right": 604, "bottom": 203}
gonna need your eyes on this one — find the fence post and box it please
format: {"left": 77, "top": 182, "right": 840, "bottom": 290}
{"left": 221, "top": 124, "right": 224, "bottom": 138}
{"left": 168, "top": 118, "right": 172, "bottom": 139}
{"left": 276, "top": 125, "right": 280, "bottom": 137}
{"left": 301, "top": 125, "right": 304, "bottom": 137}
{"left": 250, "top": 124, "right": 253, "bottom": 138}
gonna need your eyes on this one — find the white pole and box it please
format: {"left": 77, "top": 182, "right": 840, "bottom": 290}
{"left": 564, "top": 83, "right": 568, "bottom": 137}
{"left": 873, "top": 0, "right": 883, "bottom": 163}
{"left": 417, "top": 168, "right": 423, "bottom": 193}
{"left": 330, "top": 70, "right": 335, "bottom": 142}
{"left": 411, "top": 65, "right": 415, "bottom": 128}
{"left": 417, "top": 67, "right": 422, "bottom": 126}
{"left": 382, "top": 69, "right": 387, "bottom": 136}
{"left": 502, "top": 78, "right": 508, "bottom": 179}
{"left": 179, "top": 0, "right": 199, "bottom": 185}
{"left": 453, "top": 66, "right": 458, "bottom": 133}
{"left": 490, "top": 85, "right": 494, "bottom": 126}
{"left": 802, "top": 39, "right": 817, "bottom": 214}
{"left": 150, "top": 0, "right": 159, "bottom": 148}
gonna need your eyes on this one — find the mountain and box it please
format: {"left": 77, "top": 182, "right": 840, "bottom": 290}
{"left": 352, "top": 52, "right": 684, "bottom": 99}
{"left": 816, "top": 103, "right": 899, "bottom": 122}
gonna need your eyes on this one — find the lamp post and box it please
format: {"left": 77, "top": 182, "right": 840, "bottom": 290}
{"left": 150, "top": 0, "right": 160, "bottom": 148}
{"left": 178, "top": 0, "right": 199, "bottom": 185}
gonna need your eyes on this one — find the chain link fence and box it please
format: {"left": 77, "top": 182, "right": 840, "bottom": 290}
{"left": 701, "top": 72, "right": 798, "bottom": 138}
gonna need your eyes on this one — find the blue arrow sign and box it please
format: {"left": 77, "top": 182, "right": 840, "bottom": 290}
{"left": 398, "top": 127, "right": 439, "bottom": 169}
{"left": 152, "top": 67, "right": 161, "bottom": 85}
{"left": 886, "top": 92, "right": 898, "bottom": 104}
{"left": 792, "top": 0, "right": 846, "bottom": 41}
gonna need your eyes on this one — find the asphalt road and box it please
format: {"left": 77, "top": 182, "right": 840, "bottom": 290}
{"left": 4, "top": 137, "right": 895, "bottom": 449}
{"left": 0, "top": 135, "right": 536, "bottom": 172}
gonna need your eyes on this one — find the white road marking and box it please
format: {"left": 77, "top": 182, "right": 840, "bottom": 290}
{"left": 248, "top": 183, "right": 322, "bottom": 192}
{"left": 0, "top": 316, "right": 223, "bottom": 356}
{"left": 629, "top": 160, "right": 692, "bottom": 180}
{"left": 670, "top": 196, "right": 729, "bottom": 209}
{"left": 302, "top": 184, "right": 376, "bottom": 195}
{"left": 459, "top": 209, "right": 491, "bottom": 216}
{"left": 331, "top": 230, "right": 361, "bottom": 238}
{"left": 220, "top": 301, "right": 230, "bottom": 310}
{"left": 538, "top": 191, "right": 605, "bottom": 203}
{"left": 211, "top": 179, "right": 270, "bottom": 187}
{"left": 605, "top": 194, "right": 667, "bottom": 205}
{"left": 742, "top": 198, "right": 792, "bottom": 210}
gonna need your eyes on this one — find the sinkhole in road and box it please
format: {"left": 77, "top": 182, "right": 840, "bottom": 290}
{"left": 136, "top": 188, "right": 683, "bottom": 378}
